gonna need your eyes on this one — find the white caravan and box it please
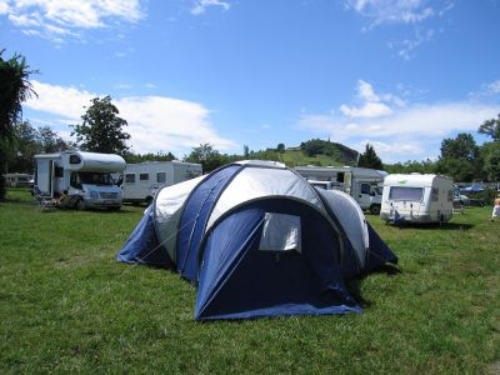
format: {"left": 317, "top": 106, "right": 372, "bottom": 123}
{"left": 294, "top": 166, "right": 387, "bottom": 214}
{"left": 34, "top": 151, "right": 126, "bottom": 210}
{"left": 121, "top": 161, "right": 202, "bottom": 204}
{"left": 380, "top": 174, "right": 454, "bottom": 224}
{"left": 4, "top": 173, "right": 32, "bottom": 188}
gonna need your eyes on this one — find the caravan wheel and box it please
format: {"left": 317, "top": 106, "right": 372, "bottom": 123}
{"left": 370, "top": 204, "right": 381, "bottom": 215}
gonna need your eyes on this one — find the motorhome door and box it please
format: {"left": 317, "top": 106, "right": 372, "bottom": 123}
{"left": 36, "top": 159, "right": 54, "bottom": 197}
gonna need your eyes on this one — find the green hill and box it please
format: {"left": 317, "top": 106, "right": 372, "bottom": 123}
{"left": 249, "top": 139, "right": 359, "bottom": 167}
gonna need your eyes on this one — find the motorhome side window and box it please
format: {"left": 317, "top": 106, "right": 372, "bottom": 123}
{"left": 139, "top": 173, "right": 149, "bottom": 181}
{"left": 447, "top": 190, "right": 453, "bottom": 202}
{"left": 361, "top": 184, "right": 371, "bottom": 195}
{"left": 70, "top": 172, "right": 82, "bottom": 189}
{"left": 389, "top": 187, "right": 424, "bottom": 201}
{"left": 54, "top": 166, "right": 64, "bottom": 178}
{"left": 69, "top": 155, "right": 81, "bottom": 164}
{"left": 125, "top": 174, "right": 135, "bottom": 184}
{"left": 157, "top": 172, "right": 166, "bottom": 183}
{"left": 431, "top": 188, "right": 439, "bottom": 202}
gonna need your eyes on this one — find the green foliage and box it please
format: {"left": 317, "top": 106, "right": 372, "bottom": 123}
{"left": 71, "top": 96, "right": 130, "bottom": 155}
{"left": 0, "top": 50, "right": 36, "bottom": 200}
{"left": 7, "top": 121, "right": 69, "bottom": 173}
{"left": 478, "top": 113, "right": 500, "bottom": 141}
{"left": 300, "top": 139, "right": 358, "bottom": 165}
{"left": 481, "top": 142, "right": 500, "bottom": 181}
{"left": 0, "top": 50, "right": 37, "bottom": 140}
{"left": 358, "top": 143, "right": 383, "bottom": 169}
{"left": 124, "top": 151, "right": 177, "bottom": 164}
{"left": 436, "top": 133, "right": 482, "bottom": 182}
{"left": 0, "top": 190, "right": 498, "bottom": 373}
{"left": 185, "top": 143, "right": 235, "bottom": 172}
{"left": 440, "top": 133, "right": 478, "bottom": 161}
{"left": 384, "top": 159, "right": 437, "bottom": 174}
{"left": 276, "top": 143, "right": 285, "bottom": 153}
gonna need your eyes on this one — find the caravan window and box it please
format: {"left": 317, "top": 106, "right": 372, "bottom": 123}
{"left": 157, "top": 172, "right": 166, "bottom": 183}
{"left": 125, "top": 174, "right": 135, "bottom": 184}
{"left": 139, "top": 173, "right": 149, "bottom": 181}
{"left": 258, "top": 213, "right": 301, "bottom": 253}
{"left": 389, "top": 187, "right": 424, "bottom": 201}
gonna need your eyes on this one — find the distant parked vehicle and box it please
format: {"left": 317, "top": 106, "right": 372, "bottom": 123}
{"left": 34, "top": 151, "right": 126, "bottom": 210}
{"left": 3, "top": 173, "right": 32, "bottom": 188}
{"left": 381, "top": 174, "right": 454, "bottom": 224}
{"left": 121, "top": 161, "right": 202, "bottom": 205}
{"left": 295, "top": 166, "right": 386, "bottom": 215}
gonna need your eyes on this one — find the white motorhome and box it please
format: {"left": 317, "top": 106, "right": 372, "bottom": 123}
{"left": 34, "top": 151, "right": 126, "bottom": 210}
{"left": 380, "top": 174, "right": 454, "bottom": 224}
{"left": 121, "top": 161, "right": 202, "bottom": 204}
{"left": 295, "top": 166, "right": 387, "bottom": 214}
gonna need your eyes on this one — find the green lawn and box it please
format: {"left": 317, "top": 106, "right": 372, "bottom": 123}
{"left": 1, "top": 189, "right": 498, "bottom": 373}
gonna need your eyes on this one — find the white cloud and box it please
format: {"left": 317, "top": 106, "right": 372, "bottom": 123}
{"left": 191, "top": 0, "right": 230, "bottom": 15}
{"left": 394, "top": 28, "right": 434, "bottom": 60}
{"left": 0, "top": 0, "right": 144, "bottom": 41}
{"left": 346, "top": 1, "right": 452, "bottom": 59}
{"left": 298, "top": 80, "right": 500, "bottom": 162}
{"left": 25, "top": 80, "right": 235, "bottom": 154}
{"left": 338, "top": 80, "right": 403, "bottom": 118}
{"left": 345, "top": 0, "right": 441, "bottom": 26}
{"left": 487, "top": 80, "right": 500, "bottom": 94}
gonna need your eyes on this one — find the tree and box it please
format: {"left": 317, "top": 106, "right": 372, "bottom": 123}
{"left": 7, "top": 122, "right": 70, "bottom": 173}
{"left": 71, "top": 96, "right": 130, "bottom": 155}
{"left": 0, "top": 50, "right": 37, "bottom": 200}
{"left": 277, "top": 143, "right": 285, "bottom": 153}
{"left": 478, "top": 113, "right": 500, "bottom": 142}
{"left": 37, "top": 126, "right": 70, "bottom": 153}
{"left": 440, "top": 133, "right": 478, "bottom": 161}
{"left": 185, "top": 143, "right": 228, "bottom": 172}
{"left": 358, "top": 144, "right": 383, "bottom": 170}
{"left": 436, "top": 133, "right": 481, "bottom": 182}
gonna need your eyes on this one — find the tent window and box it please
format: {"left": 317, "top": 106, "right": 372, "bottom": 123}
{"left": 258, "top": 213, "right": 301, "bottom": 253}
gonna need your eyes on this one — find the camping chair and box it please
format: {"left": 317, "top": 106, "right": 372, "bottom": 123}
{"left": 33, "top": 186, "right": 57, "bottom": 212}
{"left": 453, "top": 200, "right": 464, "bottom": 214}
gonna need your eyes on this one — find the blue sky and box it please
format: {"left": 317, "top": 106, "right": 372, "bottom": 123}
{"left": 1, "top": 0, "right": 499, "bottom": 162}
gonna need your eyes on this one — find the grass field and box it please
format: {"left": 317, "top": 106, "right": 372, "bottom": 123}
{"left": 1, "top": 189, "right": 498, "bottom": 373}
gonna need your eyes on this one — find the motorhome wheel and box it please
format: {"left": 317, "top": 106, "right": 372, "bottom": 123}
{"left": 76, "top": 199, "right": 86, "bottom": 211}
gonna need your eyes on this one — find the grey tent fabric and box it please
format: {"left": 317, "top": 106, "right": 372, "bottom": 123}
{"left": 154, "top": 175, "right": 206, "bottom": 262}
{"left": 316, "top": 188, "right": 369, "bottom": 268}
{"left": 206, "top": 167, "right": 325, "bottom": 232}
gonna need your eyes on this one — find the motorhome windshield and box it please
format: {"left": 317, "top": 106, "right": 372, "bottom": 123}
{"left": 389, "top": 187, "right": 424, "bottom": 201}
{"left": 79, "top": 172, "right": 114, "bottom": 186}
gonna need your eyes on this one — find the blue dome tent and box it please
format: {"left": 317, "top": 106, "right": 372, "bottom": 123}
{"left": 117, "top": 161, "right": 397, "bottom": 320}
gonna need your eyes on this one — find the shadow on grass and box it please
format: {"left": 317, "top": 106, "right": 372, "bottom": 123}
{"left": 392, "top": 222, "right": 474, "bottom": 231}
{"left": 347, "top": 264, "right": 401, "bottom": 308}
